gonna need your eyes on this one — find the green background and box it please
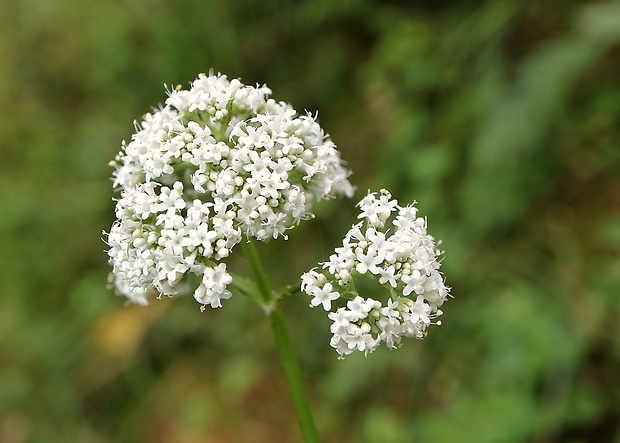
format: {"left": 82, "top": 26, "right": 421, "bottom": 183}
{"left": 1, "top": 0, "right": 620, "bottom": 442}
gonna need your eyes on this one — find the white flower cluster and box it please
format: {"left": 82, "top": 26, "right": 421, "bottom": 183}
{"left": 106, "top": 73, "right": 354, "bottom": 308}
{"left": 301, "top": 190, "right": 450, "bottom": 358}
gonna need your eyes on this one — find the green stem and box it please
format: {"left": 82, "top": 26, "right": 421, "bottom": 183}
{"left": 270, "top": 309, "right": 320, "bottom": 443}
{"left": 240, "top": 240, "right": 273, "bottom": 309}
{"left": 240, "top": 240, "right": 320, "bottom": 443}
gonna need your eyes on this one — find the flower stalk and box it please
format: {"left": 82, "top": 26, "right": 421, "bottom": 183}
{"left": 241, "top": 240, "right": 320, "bottom": 443}
{"left": 269, "top": 310, "right": 320, "bottom": 443}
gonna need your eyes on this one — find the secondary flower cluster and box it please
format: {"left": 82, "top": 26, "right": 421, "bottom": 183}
{"left": 106, "top": 73, "right": 354, "bottom": 308}
{"left": 301, "top": 190, "right": 450, "bottom": 357}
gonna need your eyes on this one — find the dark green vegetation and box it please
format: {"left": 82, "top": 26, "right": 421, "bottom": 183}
{"left": 1, "top": 1, "right": 619, "bottom": 441}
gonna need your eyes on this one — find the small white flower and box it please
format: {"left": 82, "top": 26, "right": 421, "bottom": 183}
{"left": 401, "top": 270, "right": 425, "bottom": 296}
{"left": 408, "top": 295, "right": 432, "bottom": 325}
{"left": 354, "top": 244, "right": 385, "bottom": 275}
{"left": 378, "top": 265, "right": 399, "bottom": 288}
{"left": 309, "top": 282, "right": 340, "bottom": 311}
{"left": 328, "top": 308, "right": 351, "bottom": 333}
{"left": 343, "top": 323, "right": 374, "bottom": 352}
{"left": 346, "top": 296, "right": 373, "bottom": 321}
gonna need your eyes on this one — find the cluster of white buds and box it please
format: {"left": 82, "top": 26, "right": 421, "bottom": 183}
{"left": 301, "top": 190, "right": 450, "bottom": 358}
{"left": 106, "top": 73, "right": 354, "bottom": 309}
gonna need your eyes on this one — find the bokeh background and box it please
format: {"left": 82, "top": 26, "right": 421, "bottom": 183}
{"left": 2, "top": 0, "right": 620, "bottom": 442}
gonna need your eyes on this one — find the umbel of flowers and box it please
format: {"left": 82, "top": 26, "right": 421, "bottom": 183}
{"left": 301, "top": 190, "right": 450, "bottom": 358}
{"left": 106, "top": 73, "right": 354, "bottom": 309}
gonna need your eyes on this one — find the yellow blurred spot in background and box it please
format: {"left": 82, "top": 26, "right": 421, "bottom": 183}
{"left": 91, "top": 300, "right": 168, "bottom": 359}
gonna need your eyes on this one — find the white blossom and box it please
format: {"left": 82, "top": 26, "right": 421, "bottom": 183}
{"left": 106, "top": 72, "right": 354, "bottom": 309}
{"left": 301, "top": 190, "right": 450, "bottom": 357}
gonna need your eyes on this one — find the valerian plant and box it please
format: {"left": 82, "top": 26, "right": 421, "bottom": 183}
{"left": 105, "top": 72, "right": 450, "bottom": 442}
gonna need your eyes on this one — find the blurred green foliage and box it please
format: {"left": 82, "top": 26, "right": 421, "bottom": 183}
{"left": 1, "top": 0, "right": 620, "bottom": 442}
